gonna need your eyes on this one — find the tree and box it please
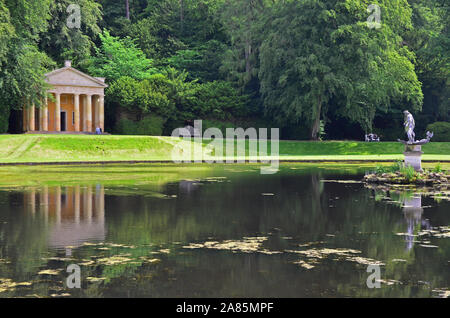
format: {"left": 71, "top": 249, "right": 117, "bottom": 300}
{"left": 86, "top": 30, "right": 158, "bottom": 81}
{"left": 220, "top": 0, "right": 271, "bottom": 86}
{"left": 126, "top": 0, "right": 227, "bottom": 62}
{"left": 108, "top": 67, "right": 249, "bottom": 132}
{"left": 3, "top": 0, "right": 52, "bottom": 40}
{"left": 127, "top": 15, "right": 185, "bottom": 61}
{"left": 259, "top": 0, "right": 423, "bottom": 140}
{"left": 165, "top": 40, "right": 227, "bottom": 82}
{"left": 0, "top": 1, "right": 14, "bottom": 64}
{"left": 405, "top": 0, "right": 449, "bottom": 126}
{"left": 125, "top": 0, "right": 130, "bottom": 20}
{"left": 0, "top": 0, "right": 54, "bottom": 133}
{"left": 39, "top": 0, "right": 102, "bottom": 68}
{"left": 99, "top": 0, "right": 149, "bottom": 37}
{"left": 108, "top": 75, "right": 175, "bottom": 118}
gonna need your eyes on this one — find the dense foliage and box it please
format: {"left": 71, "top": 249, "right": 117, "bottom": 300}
{"left": 0, "top": 0, "right": 448, "bottom": 139}
{"left": 426, "top": 121, "right": 450, "bottom": 141}
{"left": 259, "top": 0, "right": 423, "bottom": 139}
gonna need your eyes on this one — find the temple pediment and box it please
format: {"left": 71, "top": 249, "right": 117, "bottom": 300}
{"left": 45, "top": 64, "right": 107, "bottom": 88}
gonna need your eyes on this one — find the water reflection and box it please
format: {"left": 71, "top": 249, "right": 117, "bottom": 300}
{"left": 0, "top": 165, "right": 449, "bottom": 298}
{"left": 178, "top": 180, "right": 201, "bottom": 194}
{"left": 23, "top": 185, "right": 105, "bottom": 249}
{"left": 402, "top": 194, "right": 431, "bottom": 251}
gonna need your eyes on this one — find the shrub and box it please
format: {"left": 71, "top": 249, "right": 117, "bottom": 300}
{"left": 433, "top": 162, "right": 443, "bottom": 173}
{"left": 400, "top": 165, "right": 417, "bottom": 182}
{"left": 115, "top": 116, "right": 165, "bottom": 136}
{"left": 374, "top": 160, "right": 403, "bottom": 174}
{"left": 391, "top": 160, "right": 403, "bottom": 172}
{"left": 108, "top": 76, "right": 175, "bottom": 117}
{"left": 375, "top": 165, "right": 388, "bottom": 174}
{"left": 136, "top": 116, "right": 165, "bottom": 136}
{"left": 108, "top": 72, "right": 250, "bottom": 129}
{"left": 114, "top": 118, "right": 137, "bottom": 135}
{"left": 426, "top": 122, "right": 450, "bottom": 142}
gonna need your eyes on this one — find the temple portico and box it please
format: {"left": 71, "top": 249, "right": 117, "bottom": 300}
{"left": 22, "top": 61, "right": 107, "bottom": 133}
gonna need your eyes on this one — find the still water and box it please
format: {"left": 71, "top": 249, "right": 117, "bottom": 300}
{"left": 0, "top": 164, "right": 449, "bottom": 298}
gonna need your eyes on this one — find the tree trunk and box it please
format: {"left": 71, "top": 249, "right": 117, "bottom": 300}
{"left": 311, "top": 96, "right": 322, "bottom": 140}
{"left": 245, "top": 38, "right": 252, "bottom": 76}
{"left": 125, "top": 0, "right": 130, "bottom": 20}
{"left": 180, "top": 0, "right": 184, "bottom": 33}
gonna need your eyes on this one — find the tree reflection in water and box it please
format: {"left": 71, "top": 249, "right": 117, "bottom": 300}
{"left": 0, "top": 165, "right": 448, "bottom": 297}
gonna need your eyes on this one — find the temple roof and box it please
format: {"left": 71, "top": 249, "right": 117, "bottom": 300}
{"left": 45, "top": 60, "right": 108, "bottom": 88}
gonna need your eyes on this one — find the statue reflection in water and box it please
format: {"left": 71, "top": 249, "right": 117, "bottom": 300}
{"left": 24, "top": 185, "right": 105, "bottom": 253}
{"left": 402, "top": 194, "right": 430, "bottom": 251}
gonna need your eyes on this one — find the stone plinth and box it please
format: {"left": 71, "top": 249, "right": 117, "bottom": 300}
{"left": 404, "top": 144, "right": 423, "bottom": 172}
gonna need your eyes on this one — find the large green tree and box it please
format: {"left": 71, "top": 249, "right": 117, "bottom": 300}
{"left": 405, "top": 0, "right": 449, "bottom": 127}
{"left": 39, "top": 0, "right": 102, "bottom": 68}
{"left": 259, "top": 0, "right": 423, "bottom": 140}
{"left": 86, "top": 30, "right": 157, "bottom": 81}
{"left": 0, "top": 0, "right": 54, "bottom": 133}
{"left": 220, "top": 0, "right": 271, "bottom": 86}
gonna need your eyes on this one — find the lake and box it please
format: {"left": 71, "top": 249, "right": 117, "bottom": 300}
{"left": 0, "top": 164, "right": 449, "bottom": 298}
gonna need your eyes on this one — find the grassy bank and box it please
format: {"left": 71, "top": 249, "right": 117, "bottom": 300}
{"left": 0, "top": 134, "right": 449, "bottom": 164}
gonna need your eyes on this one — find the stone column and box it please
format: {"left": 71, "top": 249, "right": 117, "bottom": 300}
{"left": 74, "top": 94, "right": 80, "bottom": 132}
{"left": 99, "top": 95, "right": 105, "bottom": 132}
{"left": 74, "top": 185, "right": 80, "bottom": 225}
{"left": 87, "top": 186, "right": 92, "bottom": 224}
{"left": 83, "top": 186, "right": 92, "bottom": 224}
{"left": 55, "top": 186, "right": 61, "bottom": 225}
{"left": 41, "top": 96, "right": 48, "bottom": 131}
{"left": 84, "top": 95, "right": 92, "bottom": 132}
{"left": 42, "top": 186, "right": 49, "bottom": 223}
{"left": 95, "top": 185, "right": 105, "bottom": 224}
{"left": 29, "top": 104, "right": 35, "bottom": 131}
{"left": 29, "top": 190, "right": 36, "bottom": 215}
{"left": 94, "top": 96, "right": 99, "bottom": 130}
{"left": 55, "top": 93, "right": 61, "bottom": 132}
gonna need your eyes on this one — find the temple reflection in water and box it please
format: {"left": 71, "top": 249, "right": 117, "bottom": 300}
{"left": 23, "top": 185, "right": 105, "bottom": 249}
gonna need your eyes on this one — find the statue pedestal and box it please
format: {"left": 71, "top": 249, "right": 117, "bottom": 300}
{"left": 404, "top": 144, "right": 423, "bottom": 172}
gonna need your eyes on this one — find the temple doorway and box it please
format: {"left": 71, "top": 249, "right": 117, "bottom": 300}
{"left": 61, "top": 112, "right": 67, "bottom": 132}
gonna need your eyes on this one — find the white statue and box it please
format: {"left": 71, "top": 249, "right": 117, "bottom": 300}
{"left": 403, "top": 110, "right": 415, "bottom": 144}
{"left": 398, "top": 110, "right": 433, "bottom": 146}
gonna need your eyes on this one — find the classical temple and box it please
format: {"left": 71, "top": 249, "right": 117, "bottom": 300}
{"left": 22, "top": 61, "right": 108, "bottom": 133}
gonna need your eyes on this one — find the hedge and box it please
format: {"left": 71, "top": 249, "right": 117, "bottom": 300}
{"left": 426, "top": 122, "right": 450, "bottom": 142}
{"left": 115, "top": 115, "right": 166, "bottom": 136}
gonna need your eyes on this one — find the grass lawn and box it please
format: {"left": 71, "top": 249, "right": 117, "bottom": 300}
{"left": 0, "top": 134, "right": 449, "bottom": 164}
